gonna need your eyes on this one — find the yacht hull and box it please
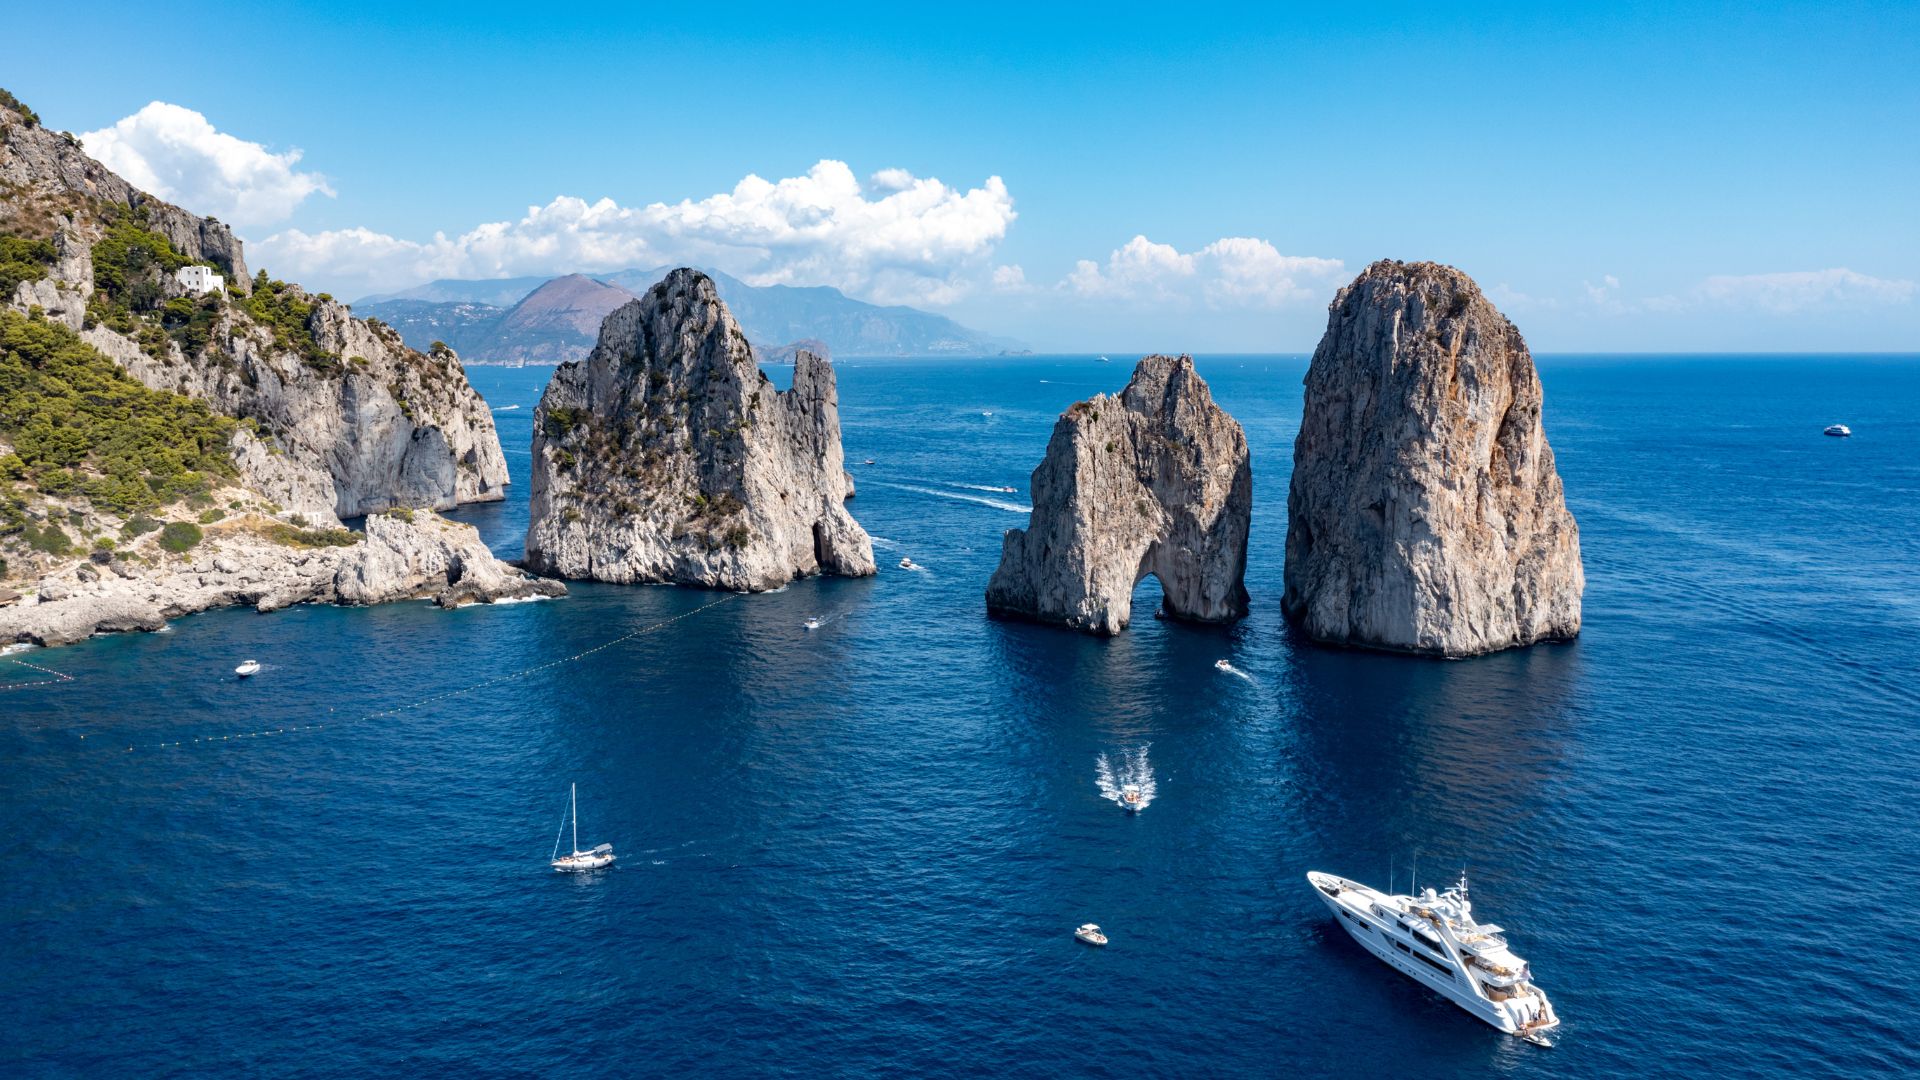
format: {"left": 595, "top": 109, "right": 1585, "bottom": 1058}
{"left": 1308, "top": 872, "right": 1554, "bottom": 1040}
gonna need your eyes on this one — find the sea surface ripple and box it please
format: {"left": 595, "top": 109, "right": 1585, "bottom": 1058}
{"left": 3, "top": 355, "right": 1917, "bottom": 1077}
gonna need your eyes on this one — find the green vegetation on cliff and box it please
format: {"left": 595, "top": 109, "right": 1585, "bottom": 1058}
{"left": 0, "top": 234, "right": 56, "bottom": 297}
{"left": 238, "top": 271, "right": 331, "bottom": 371}
{"left": 0, "top": 309, "right": 235, "bottom": 517}
{"left": 0, "top": 87, "right": 39, "bottom": 127}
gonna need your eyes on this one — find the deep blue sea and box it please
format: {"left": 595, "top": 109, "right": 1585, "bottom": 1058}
{"left": 5, "top": 355, "right": 1919, "bottom": 1078}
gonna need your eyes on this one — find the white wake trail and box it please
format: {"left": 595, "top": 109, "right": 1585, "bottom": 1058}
{"left": 870, "top": 481, "right": 1030, "bottom": 514}
{"left": 1094, "top": 745, "right": 1157, "bottom": 811}
{"left": 1215, "top": 660, "right": 1254, "bottom": 683}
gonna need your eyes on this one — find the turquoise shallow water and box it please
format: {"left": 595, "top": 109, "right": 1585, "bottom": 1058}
{"left": 4, "top": 354, "right": 1919, "bottom": 1077}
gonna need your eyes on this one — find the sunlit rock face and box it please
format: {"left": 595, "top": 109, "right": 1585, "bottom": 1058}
{"left": 1283, "top": 260, "right": 1583, "bottom": 657}
{"left": 986, "top": 354, "right": 1251, "bottom": 635}
{"left": 525, "top": 269, "right": 874, "bottom": 590}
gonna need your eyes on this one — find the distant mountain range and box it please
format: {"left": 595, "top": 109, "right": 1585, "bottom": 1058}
{"left": 354, "top": 268, "right": 1021, "bottom": 363}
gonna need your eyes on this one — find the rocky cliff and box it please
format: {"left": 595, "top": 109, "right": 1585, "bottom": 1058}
{"left": 986, "top": 355, "right": 1251, "bottom": 635}
{"left": 1283, "top": 260, "right": 1583, "bottom": 656}
{"left": 0, "top": 94, "right": 508, "bottom": 525}
{"left": 525, "top": 269, "right": 875, "bottom": 590}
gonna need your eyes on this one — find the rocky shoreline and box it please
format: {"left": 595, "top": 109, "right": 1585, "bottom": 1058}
{"left": 0, "top": 509, "right": 563, "bottom": 649}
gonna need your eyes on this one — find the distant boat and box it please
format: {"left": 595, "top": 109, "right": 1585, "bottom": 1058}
{"left": 1120, "top": 784, "right": 1144, "bottom": 811}
{"left": 1075, "top": 923, "right": 1109, "bottom": 946}
{"left": 804, "top": 617, "right": 823, "bottom": 631}
{"left": 862, "top": 458, "right": 876, "bottom": 465}
{"left": 993, "top": 486, "right": 1016, "bottom": 493}
{"left": 235, "top": 660, "right": 261, "bottom": 678}
{"left": 550, "top": 783, "right": 615, "bottom": 873}
{"left": 1096, "top": 355, "right": 1112, "bottom": 363}
{"left": 899, "top": 557, "right": 922, "bottom": 571}
{"left": 1824, "top": 424, "right": 1852, "bottom": 437}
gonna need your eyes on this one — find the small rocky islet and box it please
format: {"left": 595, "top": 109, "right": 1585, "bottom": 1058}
{"left": 1, "top": 87, "right": 1581, "bottom": 658}
{"left": 985, "top": 353, "right": 1252, "bottom": 635}
{"left": 522, "top": 268, "right": 874, "bottom": 591}
{"left": 1283, "top": 260, "right": 1584, "bottom": 656}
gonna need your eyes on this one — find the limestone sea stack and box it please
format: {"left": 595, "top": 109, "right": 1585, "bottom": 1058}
{"left": 986, "top": 355, "right": 1251, "bottom": 635}
{"left": 1283, "top": 260, "right": 1583, "bottom": 656}
{"left": 524, "top": 269, "right": 875, "bottom": 590}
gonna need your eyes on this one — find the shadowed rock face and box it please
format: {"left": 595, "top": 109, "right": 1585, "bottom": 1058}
{"left": 1283, "top": 259, "right": 1583, "bottom": 657}
{"left": 524, "top": 269, "right": 875, "bottom": 590}
{"left": 986, "top": 354, "right": 1251, "bottom": 635}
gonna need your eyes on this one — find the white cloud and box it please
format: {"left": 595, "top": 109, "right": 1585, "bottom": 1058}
{"left": 1693, "top": 269, "right": 1915, "bottom": 313}
{"left": 1584, "top": 274, "right": 1621, "bottom": 306}
{"left": 1062, "top": 234, "right": 1342, "bottom": 309}
{"left": 1488, "top": 283, "right": 1560, "bottom": 311}
{"left": 79, "top": 102, "right": 333, "bottom": 227}
{"left": 255, "top": 160, "right": 1016, "bottom": 303}
{"left": 991, "top": 264, "right": 1030, "bottom": 291}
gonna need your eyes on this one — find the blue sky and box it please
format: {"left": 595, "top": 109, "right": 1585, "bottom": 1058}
{"left": 8, "top": 1, "right": 1916, "bottom": 351}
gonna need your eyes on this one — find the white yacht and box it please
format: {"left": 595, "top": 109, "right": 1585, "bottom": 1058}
{"left": 234, "top": 660, "right": 261, "bottom": 678}
{"left": 1824, "top": 424, "right": 1852, "bottom": 437}
{"left": 550, "top": 783, "right": 615, "bottom": 873}
{"left": 1308, "top": 871, "right": 1558, "bottom": 1045}
{"left": 1074, "top": 923, "right": 1108, "bottom": 946}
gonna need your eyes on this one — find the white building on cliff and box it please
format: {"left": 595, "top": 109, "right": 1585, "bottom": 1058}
{"left": 176, "top": 265, "right": 223, "bottom": 295}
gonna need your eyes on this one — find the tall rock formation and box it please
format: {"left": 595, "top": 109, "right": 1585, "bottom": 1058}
{"left": 1283, "top": 260, "right": 1582, "bottom": 656}
{"left": 0, "top": 94, "right": 508, "bottom": 524}
{"left": 986, "top": 355, "right": 1251, "bottom": 635}
{"left": 524, "top": 269, "right": 875, "bottom": 590}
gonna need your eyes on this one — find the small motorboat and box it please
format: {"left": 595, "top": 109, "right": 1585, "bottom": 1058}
{"left": 803, "top": 617, "right": 823, "bottom": 631}
{"left": 1824, "top": 424, "right": 1852, "bottom": 437}
{"left": 550, "top": 783, "right": 616, "bottom": 873}
{"left": 1120, "top": 784, "right": 1144, "bottom": 811}
{"left": 235, "top": 660, "right": 261, "bottom": 678}
{"left": 994, "top": 486, "right": 1016, "bottom": 493}
{"left": 1075, "top": 923, "right": 1109, "bottom": 946}
{"left": 1214, "top": 659, "right": 1232, "bottom": 673}
{"left": 1096, "top": 355, "right": 1112, "bottom": 363}
{"left": 899, "top": 557, "right": 921, "bottom": 571}
{"left": 862, "top": 458, "right": 876, "bottom": 465}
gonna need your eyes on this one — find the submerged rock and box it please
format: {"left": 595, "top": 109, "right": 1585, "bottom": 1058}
{"left": 524, "top": 268, "right": 875, "bottom": 590}
{"left": 1283, "top": 260, "right": 1583, "bottom": 656}
{"left": 986, "top": 354, "right": 1251, "bottom": 634}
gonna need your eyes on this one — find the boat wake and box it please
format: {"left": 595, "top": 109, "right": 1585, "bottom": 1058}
{"left": 868, "top": 536, "right": 901, "bottom": 551}
{"left": 870, "top": 480, "right": 1030, "bottom": 514}
{"left": 1095, "top": 746, "right": 1157, "bottom": 811}
{"left": 933, "top": 480, "right": 1022, "bottom": 495}
{"left": 1214, "top": 659, "right": 1253, "bottom": 682}
{"left": 493, "top": 404, "right": 522, "bottom": 412}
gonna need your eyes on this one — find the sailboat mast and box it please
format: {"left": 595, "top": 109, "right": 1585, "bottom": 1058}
{"left": 571, "top": 783, "right": 579, "bottom": 856}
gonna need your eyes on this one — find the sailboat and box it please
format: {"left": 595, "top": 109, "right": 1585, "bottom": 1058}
{"left": 550, "top": 783, "right": 615, "bottom": 872}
